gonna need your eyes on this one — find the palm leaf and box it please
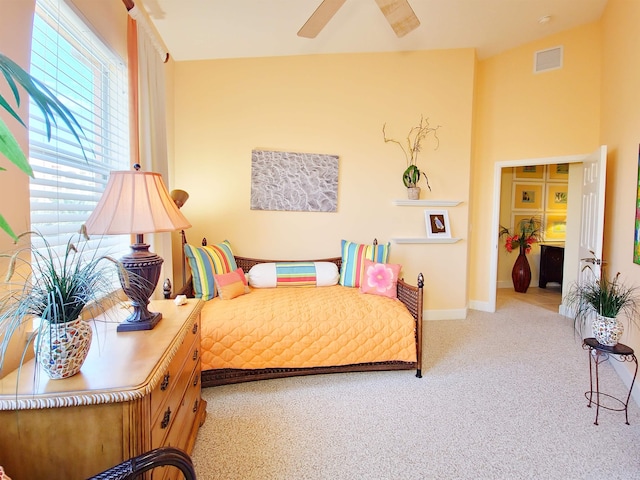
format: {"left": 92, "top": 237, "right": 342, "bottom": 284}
{"left": 0, "top": 53, "right": 88, "bottom": 161}
{"left": 0, "top": 213, "right": 17, "bottom": 241}
{"left": 0, "top": 52, "right": 90, "bottom": 239}
{"left": 0, "top": 116, "right": 32, "bottom": 177}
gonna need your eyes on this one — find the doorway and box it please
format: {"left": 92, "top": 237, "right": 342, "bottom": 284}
{"left": 488, "top": 153, "right": 589, "bottom": 313}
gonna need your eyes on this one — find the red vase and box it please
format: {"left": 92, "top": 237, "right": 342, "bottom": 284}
{"left": 512, "top": 245, "right": 531, "bottom": 293}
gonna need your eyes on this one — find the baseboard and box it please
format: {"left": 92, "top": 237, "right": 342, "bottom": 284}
{"left": 497, "top": 281, "right": 543, "bottom": 289}
{"left": 469, "top": 299, "right": 492, "bottom": 312}
{"left": 424, "top": 308, "right": 468, "bottom": 320}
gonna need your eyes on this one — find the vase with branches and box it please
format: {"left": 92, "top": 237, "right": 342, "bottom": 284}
{"left": 382, "top": 115, "right": 440, "bottom": 200}
{"left": 499, "top": 216, "right": 541, "bottom": 293}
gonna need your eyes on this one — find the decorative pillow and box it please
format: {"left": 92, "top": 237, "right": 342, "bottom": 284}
{"left": 213, "top": 268, "right": 249, "bottom": 300}
{"left": 184, "top": 240, "right": 238, "bottom": 300}
{"left": 359, "top": 259, "right": 401, "bottom": 299}
{"left": 248, "top": 262, "right": 340, "bottom": 288}
{"left": 339, "top": 239, "right": 390, "bottom": 287}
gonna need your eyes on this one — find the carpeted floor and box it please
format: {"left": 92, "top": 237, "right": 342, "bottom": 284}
{"left": 191, "top": 291, "right": 640, "bottom": 480}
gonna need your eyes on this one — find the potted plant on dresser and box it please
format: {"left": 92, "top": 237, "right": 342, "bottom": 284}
{"left": 566, "top": 256, "right": 639, "bottom": 346}
{"left": 382, "top": 115, "right": 441, "bottom": 200}
{"left": 0, "top": 230, "right": 133, "bottom": 379}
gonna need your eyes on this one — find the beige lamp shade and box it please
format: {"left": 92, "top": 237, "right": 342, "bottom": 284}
{"left": 85, "top": 170, "right": 191, "bottom": 236}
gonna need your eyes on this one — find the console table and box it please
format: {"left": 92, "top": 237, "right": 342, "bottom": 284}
{"left": 539, "top": 243, "right": 564, "bottom": 288}
{"left": 0, "top": 299, "right": 205, "bottom": 480}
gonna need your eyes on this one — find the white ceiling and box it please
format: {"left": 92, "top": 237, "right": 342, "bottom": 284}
{"left": 140, "top": 0, "right": 608, "bottom": 62}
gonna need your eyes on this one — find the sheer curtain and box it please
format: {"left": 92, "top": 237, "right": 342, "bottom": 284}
{"left": 127, "top": 5, "right": 174, "bottom": 297}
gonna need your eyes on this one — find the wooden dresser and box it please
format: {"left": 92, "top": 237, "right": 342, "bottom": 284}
{"left": 0, "top": 299, "right": 206, "bottom": 480}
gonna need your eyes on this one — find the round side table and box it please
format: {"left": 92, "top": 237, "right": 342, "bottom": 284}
{"left": 582, "top": 338, "right": 638, "bottom": 425}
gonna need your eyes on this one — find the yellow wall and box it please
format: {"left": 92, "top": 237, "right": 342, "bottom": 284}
{"left": 174, "top": 50, "right": 476, "bottom": 315}
{"left": 0, "top": 0, "right": 35, "bottom": 257}
{"left": 3, "top": 0, "right": 640, "bottom": 346}
{"left": 470, "top": 22, "right": 602, "bottom": 304}
{"left": 600, "top": 0, "right": 640, "bottom": 367}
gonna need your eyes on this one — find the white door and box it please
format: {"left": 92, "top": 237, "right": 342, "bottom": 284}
{"left": 577, "top": 145, "right": 607, "bottom": 284}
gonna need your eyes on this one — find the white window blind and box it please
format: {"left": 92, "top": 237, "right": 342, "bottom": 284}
{"left": 29, "top": 0, "right": 130, "bottom": 262}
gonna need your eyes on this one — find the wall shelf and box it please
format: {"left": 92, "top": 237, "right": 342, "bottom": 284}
{"left": 392, "top": 237, "right": 462, "bottom": 244}
{"left": 393, "top": 200, "right": 462, "bottom": 207}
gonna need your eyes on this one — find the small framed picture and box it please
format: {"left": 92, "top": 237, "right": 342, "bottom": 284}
{"left": 512, "top": 182, "right": 543, "bottom": 210}
{"left": 544, "top": 214, "right": 567, "bottom": 241}
{"left": 545, "top": 184, "right": 568, "bottom": 211}
{"left": 547, "top": 163, "right": 569, "bottom": 181}
{"left": 425, "top": 209, "right": 451, "bottom": 239}
{"left": 514, "top": 165, "right": 545, "bottom": 180}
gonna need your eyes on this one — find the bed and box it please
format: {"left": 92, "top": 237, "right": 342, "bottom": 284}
{"left": 180, "top": 240, "right": 424, "bottom": 387}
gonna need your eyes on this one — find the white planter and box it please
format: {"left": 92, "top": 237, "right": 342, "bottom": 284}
{"left": 592, "top": 314, "right": 624, "bottom": 346}
{"left": 407, "top": 187, "right": 421, "bottom": 200}
{"left": 35, "top": 318, "right": 93, "bottom": 379}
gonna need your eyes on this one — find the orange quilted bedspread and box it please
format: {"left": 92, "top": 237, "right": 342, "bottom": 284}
{"left": 200, "top": 285, "right": 417, "bottom": 371}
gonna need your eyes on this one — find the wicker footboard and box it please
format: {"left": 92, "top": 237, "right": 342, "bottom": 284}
{"left": 181, "top": 251, "right": 424, "bottom": 386}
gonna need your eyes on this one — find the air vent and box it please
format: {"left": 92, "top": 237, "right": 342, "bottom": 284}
{"left": 534, "top": 46, "right": 563, "bottom": 73}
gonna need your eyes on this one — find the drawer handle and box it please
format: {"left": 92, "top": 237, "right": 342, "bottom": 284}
{"left": 161, "top": 407, "right": 172, "bottom": 429}
{"left": 160, "top": 373, "right": 170, "bottom": 391}
{"left": 192, "top": 399, "right": 198, "bottom": 413}
{"left": 193, "top": 375, "right": 199, "bottom": 387}
{"left": 192, "top": 349, "right": 199, "bottom": 361}
{"left": 192, "top": 323, "right": 198, "bottom": 334}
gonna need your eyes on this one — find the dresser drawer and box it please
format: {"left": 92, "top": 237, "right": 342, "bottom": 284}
{"left": 164, "top": 360, "right": 202, "bottom": 450}
{"left": 150, "top": 317, "right": 200, "bottom": 425}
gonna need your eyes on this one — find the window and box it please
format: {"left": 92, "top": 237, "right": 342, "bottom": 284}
{"left": 29, "top": 0, "right": 130, "bottom": 263}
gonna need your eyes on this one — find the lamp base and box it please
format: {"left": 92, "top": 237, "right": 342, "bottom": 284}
{"left": 117, "top": 311, "right": 162, "bottom": 332}
{"left": 118, "top": 241, "right": 164, "bottom": 332}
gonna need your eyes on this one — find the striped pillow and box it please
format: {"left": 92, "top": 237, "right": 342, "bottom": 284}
{"left": 339, "top": 239, "right": 390, "bottom": 287}
{"left": 276, "top": 262, "right": 317, "bottom": 287}
{"left": 184, "top": 240, "right": 238, "bottom": 300}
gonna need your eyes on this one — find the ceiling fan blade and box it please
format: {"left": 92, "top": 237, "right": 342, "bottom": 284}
{"left": 297, "top": 0, "right": 347, "bottom": 38}
{"left": 375, "top": 0, "right": 420, "bottom": 38}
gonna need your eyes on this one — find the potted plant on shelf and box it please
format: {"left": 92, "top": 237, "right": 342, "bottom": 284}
{"left": 499, "top": 216, "right": 541, "bottom": 293}
{"left": 0, "top": 230, "right": 133, "bottom": 379}
{"left": 382, "top": 115, "right": 441, "bottom": 200}
{"left": 565, "top": 255, "right": 639, "bottom": 346}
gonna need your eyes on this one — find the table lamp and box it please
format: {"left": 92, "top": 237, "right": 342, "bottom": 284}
{"left": 85, "top": 164, "right": 192, "bottom": 331}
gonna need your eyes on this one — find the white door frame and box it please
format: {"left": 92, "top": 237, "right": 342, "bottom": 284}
{"left": 488, "top": 153, "right": 589, "bottom": 312}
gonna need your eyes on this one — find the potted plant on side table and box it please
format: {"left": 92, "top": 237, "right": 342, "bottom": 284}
{"left": 565, "top": 256, "right": 639, "bottom": 346}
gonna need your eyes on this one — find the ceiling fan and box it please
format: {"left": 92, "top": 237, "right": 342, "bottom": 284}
{"left": 298, "top": 0, "right": 420, "bottom": 39}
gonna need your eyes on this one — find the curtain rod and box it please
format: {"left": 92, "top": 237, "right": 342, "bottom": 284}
{"left": 122, "top": 0, "right": 169, "bottom": 63}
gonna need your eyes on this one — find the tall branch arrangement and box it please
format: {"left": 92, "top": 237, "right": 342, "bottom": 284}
{"left": 382, "top": 115, "right": 441, "bottom": 189}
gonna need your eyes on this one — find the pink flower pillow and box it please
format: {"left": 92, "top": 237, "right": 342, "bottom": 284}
{"left": 359, "top": 259, "right": 401, "bottom": 298}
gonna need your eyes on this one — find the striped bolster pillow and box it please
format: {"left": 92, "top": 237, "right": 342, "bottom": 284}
{"left": 276, "top": 262, "right": 317, "bottom": 287}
